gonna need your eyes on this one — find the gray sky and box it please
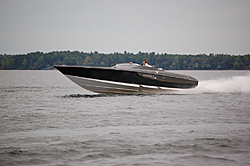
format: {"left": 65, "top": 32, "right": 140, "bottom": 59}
{"left": 1, "top": 0, "right": 250, "bottom": 55}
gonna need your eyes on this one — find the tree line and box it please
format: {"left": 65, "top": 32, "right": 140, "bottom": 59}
{"left": 0, "top": 51, "right": 249, "bottom": 70}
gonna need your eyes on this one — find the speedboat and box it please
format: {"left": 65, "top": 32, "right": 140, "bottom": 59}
{"left": 54, "top": 63, "right": 198, "bottom": 94}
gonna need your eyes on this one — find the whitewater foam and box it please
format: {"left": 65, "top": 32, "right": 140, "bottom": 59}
{"left": 179, "top": 74, "right": 250, "bottom": 94}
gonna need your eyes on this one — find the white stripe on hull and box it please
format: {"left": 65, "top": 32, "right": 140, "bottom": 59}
{"left": 65, "top": 75, "right": 181, "bottom": 94}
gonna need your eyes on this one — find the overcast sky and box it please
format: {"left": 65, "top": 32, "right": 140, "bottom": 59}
{"left": 1, "top": 0, "right": 250, "bottom": 55}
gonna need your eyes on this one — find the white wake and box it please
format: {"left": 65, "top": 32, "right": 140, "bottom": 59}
{"left": 178, "top": 74, "right": 250, "bottom": 94}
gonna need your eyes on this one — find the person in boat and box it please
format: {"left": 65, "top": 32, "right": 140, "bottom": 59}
{"left": 142, "top": 59, "right": 152, "bottom": 67}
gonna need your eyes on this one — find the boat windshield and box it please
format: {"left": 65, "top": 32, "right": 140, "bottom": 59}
{"left": 113, "top": 63, "right": 140, "bottom": 68}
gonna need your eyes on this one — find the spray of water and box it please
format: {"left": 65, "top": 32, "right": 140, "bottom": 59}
{"left": 178, "top": 74, "right": 250, "bottom": 94}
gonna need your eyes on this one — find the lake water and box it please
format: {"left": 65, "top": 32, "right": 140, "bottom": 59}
{"left": 0, "top": 70, "right": 250, "bottom": 166}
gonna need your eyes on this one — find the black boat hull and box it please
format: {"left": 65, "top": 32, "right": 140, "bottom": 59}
{"left": 55, "top": 65, "right": 198, "bottom": 94}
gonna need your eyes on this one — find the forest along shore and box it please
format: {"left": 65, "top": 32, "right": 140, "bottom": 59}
{"left": 1, "top": 51, "right": 249, "bottom": 70}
